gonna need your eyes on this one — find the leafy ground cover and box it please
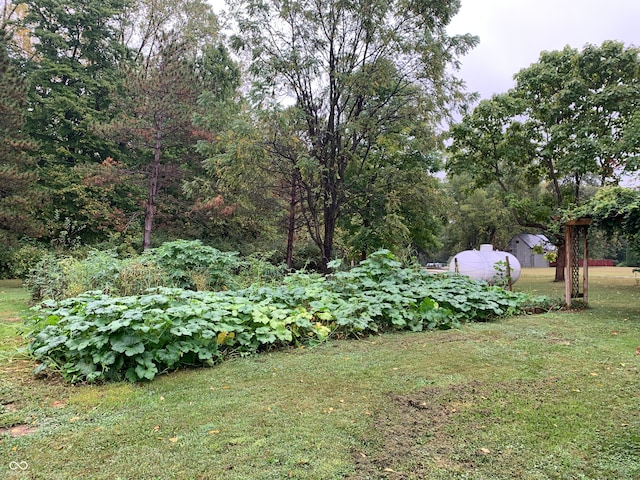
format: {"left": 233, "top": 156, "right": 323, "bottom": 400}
{"left": 25, "top": 251, "right": 530, "bottom": 383}
{"left": 1, "top": 269, "right": 639, "bottom": 479}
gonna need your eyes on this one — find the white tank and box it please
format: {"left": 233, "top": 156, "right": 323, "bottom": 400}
{"left": 449, "top": 244, "right": 521, "bottom": 284}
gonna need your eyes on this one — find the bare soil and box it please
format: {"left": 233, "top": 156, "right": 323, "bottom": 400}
{"left": 347, "top": 380, "right": 555, "bottom": 479}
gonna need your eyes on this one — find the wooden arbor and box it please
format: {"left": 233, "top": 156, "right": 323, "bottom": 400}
{"left": 564, "top": 217, "right": 592, "bottom": 307}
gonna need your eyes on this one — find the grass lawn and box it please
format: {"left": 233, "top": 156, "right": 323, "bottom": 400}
{"left": 1, "top": 270, "right": 639, "bottom": 479}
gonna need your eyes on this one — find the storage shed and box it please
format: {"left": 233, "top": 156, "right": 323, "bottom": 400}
{"left": 508, "top": 234, "right": 553, "bottom": 268}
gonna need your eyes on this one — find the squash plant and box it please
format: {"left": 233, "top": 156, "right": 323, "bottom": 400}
{"left": 26, "top": 250, "right": 535, "bottom": 383}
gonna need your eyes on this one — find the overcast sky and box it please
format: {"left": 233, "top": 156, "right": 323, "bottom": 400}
{"left": 447, "top": 0, "right": 640, "bottom": 100}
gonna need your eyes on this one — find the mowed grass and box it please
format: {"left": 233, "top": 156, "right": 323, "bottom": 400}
{"left": 0, "top": 270, "right": 639, "bottom": 479}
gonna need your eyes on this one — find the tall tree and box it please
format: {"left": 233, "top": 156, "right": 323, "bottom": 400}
{"left": 107, "top": 32, "right": 204, "bottom": 250}
{"left": 439, "top": 174, "right": 524, "bottom": 257}
{"left": 448, "top": 41, "right": 640, "bottom": 281}
{"left": 228, "top": 0, "right": 477, "bottom": 272}
{"left": 107, "top": 0, "right": 238, "bottom": 250}
{"left": 20, "top": 0, "right": 129, "bottom": 165}
{"left": 0, "top": 28, "right": 43, "bottom": 273}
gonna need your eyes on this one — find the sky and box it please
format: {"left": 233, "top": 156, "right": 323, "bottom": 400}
{"left": 446, "top": 0, "right": 640, "bottom": 100}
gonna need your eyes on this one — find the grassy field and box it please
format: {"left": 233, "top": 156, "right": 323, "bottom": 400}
{"left": 1, "top": 270, "right": 639, "bottom": 479}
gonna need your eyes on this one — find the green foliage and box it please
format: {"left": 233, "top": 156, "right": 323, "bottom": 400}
{"left": 228, "top": 0, "right": 477, "bottom": 271}
{"left": 114, "top": 257, "right": 169, "bottom": 296}
{"left": 24, "top": 250, "right": 124, "bottom": 301}
{"left": 20, "top": 0, "right": 129, "bottom": 165}
{"left": 7, "top": 244, "right": 48, "bottom": 279}
{"left": 26, "top": 287, "right": 331, "bottom": 382}
{"left": 578, "top": 186, "right": 640, "bottom": 263}
{"left": 26, "top": 249, "right": 534, "bottom": 383}
{"left": 143, "top": 240, "right": 241, "bottom": 291}
{"left": 447, "top": 41, "right": 640, "bottom": 279}
{"left": 439, "top": 174, "right": 524, "bottom": 258}
{"left": 0, "top": 30, "right": 44, "bottom": 272}
{"left": 23, "top": 240, "right": 288, "bottom": 302}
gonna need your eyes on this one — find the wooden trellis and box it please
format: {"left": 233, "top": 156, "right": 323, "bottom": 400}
{"left": 564, "top": 218, "right": 591, "bottom": 307}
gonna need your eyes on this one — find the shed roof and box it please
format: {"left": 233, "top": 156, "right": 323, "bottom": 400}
{"left": 512, "top": 233, "right": 552, "bottom": 249}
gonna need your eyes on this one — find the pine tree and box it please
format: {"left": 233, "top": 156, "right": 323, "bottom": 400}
{"left": 0, "top": 29, "right": 44, "bottom": 272}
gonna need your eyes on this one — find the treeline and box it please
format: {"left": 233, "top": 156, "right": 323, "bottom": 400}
{"left": 1, "top": 0, "right": 477, "bottom": 276}
{"left": 1, "top": 0, "right": 639, "bottom": 278}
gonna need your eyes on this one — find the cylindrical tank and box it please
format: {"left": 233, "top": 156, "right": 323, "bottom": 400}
{"left": 449, "top": 245, "right": 521, "bottom": 284}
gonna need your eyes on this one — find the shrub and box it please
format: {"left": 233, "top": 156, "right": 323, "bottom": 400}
{"left": 144, "top": 240, "right": 241, "bottom": 291}
{"left": 24, "top": 250, "right": 123, "bottom": 302}
{"left": 8, "top": 243, "right": 48, "bottom": 279}
{"left": 24, "top": 253, "right": 71, "bottom": 302}
{"left": 115, "top": 258, "right": 170, "bottom": 296}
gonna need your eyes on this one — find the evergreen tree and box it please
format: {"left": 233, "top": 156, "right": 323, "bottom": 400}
{"left": 0, "top": 29, "right": 43, "bottom": 274}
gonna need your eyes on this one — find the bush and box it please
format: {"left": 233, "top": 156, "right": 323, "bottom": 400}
{"left": 145, "top": 240, "right": 241, "bottom": 291}
{"left": 23, "top": 240, "right": 268, "bottom": 301}
{"left": 24, "top": 253, "right": 72, "bottom": 302}
{"left": 115, "top": 258, "right": 170, "bottom": 296}
{"left": 24, "top": 250, "right": 123, "bottom": 302}
{"left": 8, "top": 243, "right": 48, "bottom": 279}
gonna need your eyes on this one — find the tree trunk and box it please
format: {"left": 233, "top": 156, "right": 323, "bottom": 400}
{"left": 554, "top": 240, "right": 565, "bottom": 282}
{"left": 142, "top": 117, "right": 163, "bottom": 251}
{"left": 321, "top": 208, "right": 336, "bottom": 274}
{"left": 285, "top": 173, "right": 297, "bottom": 269}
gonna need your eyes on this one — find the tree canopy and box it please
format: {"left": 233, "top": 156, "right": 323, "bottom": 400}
{"left": 448, "top": 41, "right": 640, "bottom": 279}
{"left": 227, "top": 0, "right": 477, "bottom": 271}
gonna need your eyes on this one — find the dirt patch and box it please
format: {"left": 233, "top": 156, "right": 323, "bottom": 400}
{"left": 347, "top": 380, "right": 556, "bottom": 479}
{"left": 1, "top": 401, "right": 18, "bottom": 412}
{"left": 0, "top": 424, "right": 39, "bottom": 437}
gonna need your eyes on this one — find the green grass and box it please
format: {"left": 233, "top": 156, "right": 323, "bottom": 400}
{"left": 0, "top": 280, "right": 30, "bottom": 364}
{"left": 1, "top": 269, "right": 639, "bottom": 479}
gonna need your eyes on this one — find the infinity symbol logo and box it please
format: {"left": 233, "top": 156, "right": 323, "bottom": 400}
{"left": 9, "top": 461, "right": 29, "bottom": 470}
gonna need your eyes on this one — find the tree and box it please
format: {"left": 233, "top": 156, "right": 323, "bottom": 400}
{"left": 581, "top": 186, "right": 640, "bottom": 262}
{"left": 107, "top": 32, "right": 206, "bottom": 250}
{"left": 192, "top": 102, "right": 298, "bottom": 262}
{"left": 228, "top": 0, "right": 477, "bottom": 272}
{"left": 20, "top": 0, "right": 129, "bottom": 165}
{"left": 106, "top": 0, "right": 241, "bottom": 250}
{"left": 338, "top": 131, "right": 447, "bottom": 261}
{"left": 0, "top": 28, "right": 43, "bottom": 272}
{"left": 439, "top": 174, "right": 524, "bottom": 257}
{"left": 448, "top": 41, "right": 640, "bottom": 281}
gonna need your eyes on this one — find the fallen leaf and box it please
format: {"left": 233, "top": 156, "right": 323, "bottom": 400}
{"left": 208, "top": 430, "right": 220, "bottom": 435}
{"left": 590, "top": 372, "right": 599, "bottom": 376}
{"left": 636, "top": 346, "right": 640, "bottom": 356}
{"left": 169, "top": 437, "right": 179, "bottom": 443}
{"left": 69, "top": 417, "right": 80, "bottom": 423}
{"left": 478, "top": 448, "right": 491, "bottom": 455}
{"left": 153, "top": 425, "right": 160, "bottom": 432}
{"left": 383, "top": 468, "right": 395, "bottom": 472}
